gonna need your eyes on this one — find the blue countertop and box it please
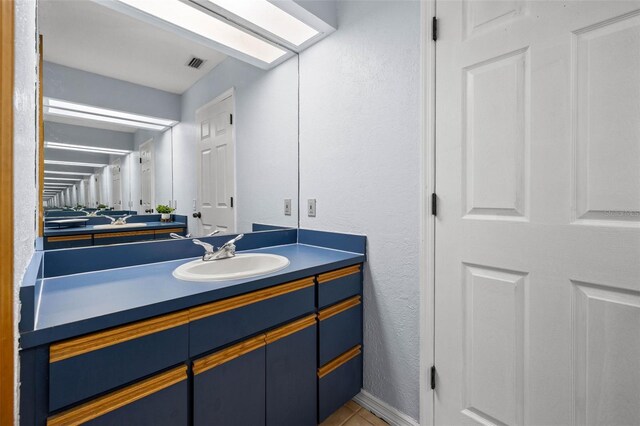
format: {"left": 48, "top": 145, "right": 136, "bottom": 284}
{"left": 44, "top": 221, "right": 187, "bottom": 237}
{"left": 21, "top": 243, "right": 364, "bottom": 349}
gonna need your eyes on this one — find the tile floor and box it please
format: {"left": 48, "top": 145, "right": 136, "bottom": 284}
{"left": 320, "top": 401, "right": 388, "bottom": 426}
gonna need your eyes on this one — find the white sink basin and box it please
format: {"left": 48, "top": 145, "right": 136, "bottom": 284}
{"left": 173, "top": 253, "right": 290, "bottom": 282}
{"left": 93, "top": 223, "right": 148, "bottom": 230}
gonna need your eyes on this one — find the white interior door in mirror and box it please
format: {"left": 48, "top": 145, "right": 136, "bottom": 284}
{"left": 111, "top": 158, "right": 122, "bottom": 210}
{"left": 196, "top": 92, "right": 235, "bottom": 235}
{"left": 140, "top": 138, "right": 155, "bottom": 213}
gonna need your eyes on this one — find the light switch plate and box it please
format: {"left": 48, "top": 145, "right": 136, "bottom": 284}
{"left": 307, "top": 199, "right": 316, "bottom": 217}
{"left": 284, "top": 199, "right": 292, "bottom": 216}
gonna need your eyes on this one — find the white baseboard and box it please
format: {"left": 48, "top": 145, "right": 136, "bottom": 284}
{"left": 353, "top": 390, "right": 419, "bottom": 426}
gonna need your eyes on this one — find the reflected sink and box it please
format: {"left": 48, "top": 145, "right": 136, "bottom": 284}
{"left": 173, "top": 254, "right": 290, "bottom": 282}
{"left": 93, "top": 223, "right": 148, "bottom": 230}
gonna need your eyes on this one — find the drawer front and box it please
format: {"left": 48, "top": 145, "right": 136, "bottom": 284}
{"left": 318, "top": 296, "right": 362, "bottom": 366}
{"left": 317, "top": 265, "right": 362, "bottom": 309}
{"left": 93, "top": 230, "right": 156, "bottom": 245}
{"left": 44, "top": 235, "right": 93, "bottom": 250}
{"left": 193, "top": 335, "right": 266, "bottom": 426}
{"left": 49, "top": 311, "right": 189, "bottom": 411}
{"left": 318, "top": 346, "right": 363, "bottom": 423}
{"left": 154, "top": 228, "right": 186, "bottom": 239}
{"left": 189, "top": 278, "right": 315, "bottom": 357}
{"left": 48, "top": 365, "right": 188, "bottom": 426}
{"left": 266, "top": 315, "right": 317, "bottom": 426}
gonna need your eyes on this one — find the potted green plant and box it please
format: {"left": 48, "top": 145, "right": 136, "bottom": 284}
{"left": 156, "top": 204, "right": 175, "bottom": 222}
{"left": 97, "top": 203, "right": 107, "bottom": 209}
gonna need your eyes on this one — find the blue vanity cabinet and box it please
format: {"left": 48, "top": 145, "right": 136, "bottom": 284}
{"left": 48, "top": 311, "right": 189, "bottom": 412}
{"left": 188, "top": 277, "right": 316, "bottom": 357}
{"left": 193, "top": 335, "right": 267, "bottom": 426}
{"left": 47, "top": 365, "right": 189, "bottom": 426}
{"left": 93, "top": 229, "right": 157, "bottom": 246}
{"left": 318, "top": 296, "right": 362, "bottom": 366}
{"left": 266, "top": 315, "right": 317, "bottom": 426}
{"left": 317, "top": 265, "right": 362, "bottom": 309}
{"left": 318, "top": 346, "right": 363, "bottom": 422}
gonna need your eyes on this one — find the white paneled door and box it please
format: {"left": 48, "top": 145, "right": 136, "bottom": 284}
{"left": 196, "top": 92, "right": 235, "bottom": 235}
{"left": 111, "top": 159, "right": 122, "bottom": 210}
{"left": 434, "top": 1, "right": 640, "bottom": 425}
{"left": 140, "top": 139, "right": 155, "bottom": 214}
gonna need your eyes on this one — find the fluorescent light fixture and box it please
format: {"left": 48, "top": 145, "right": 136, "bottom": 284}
{"left": 45, "top": 171, "right": 92, "bottom": 176}
{"left": 46, "top": 99, "right": 176, "bottom": 127}
{"left": 45, "top": 160, "right": 107, "bottom": 168}
{"left": 45, "top": 141, "right": 132, "bottom": 156}
{"left": 45, "top": 107, "right": 167, "bottom": 131}
{"left": 204, "top": 0, "right": 319, "bottom": 46}
{"left": 116, "top": 0, "right": 287, "bottom": 64}
{"left": 44, "top": 177, "right": 83, "bottom": 182}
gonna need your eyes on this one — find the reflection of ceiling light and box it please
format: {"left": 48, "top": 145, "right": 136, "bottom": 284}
{"left": 116, "top": 0, "right": 287, "bottom": 64}
{"left": 45, "top": 170, "right": 92, "bottom": 176}
{"left": 44, "top": 177, "right": 82, "bottom": 181}
{"left": 45, "top": 141, "right": 131, "bottom": 155}
{"left": 45, "top": 160, "right": 107, "bottom": 168}
{"left": 46, "top": 99, "right": 176, "bottom": 127}
{"left": 45, "top": 107, "right": 167, "bottom": 131}
{"left": 204, "top": 0, "right": 319, "bottom": 46}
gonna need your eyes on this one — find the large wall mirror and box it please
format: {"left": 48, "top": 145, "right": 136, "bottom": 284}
{"left": 39, "top": 0, "right": 306, "bottom": 246}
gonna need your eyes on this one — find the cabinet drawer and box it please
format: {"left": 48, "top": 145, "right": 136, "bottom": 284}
{"left": 49, "top": 311, "right": 189, "bottom": 411}
{"left": 44, "top": 235, "right": 93, "bottom": 250}
{"left": 318, "top": 346, "right": 363, "bottom": 423}
{"left": 193, "top": 335, "right": 266, "bottom": 426}
{"left": 317, "top": 265, "right": 362, "bottom": 309}
{"left": 47, "top": 365, "right": 188, "bottom": 426}
{"left": 189, "top": 278, "right": 315, "bottom": 357}
{"left": 154, "top": 228, "right": 186, "bottom": 239}
{"left": 318, "top": 296, "right": 362, "bottom": 366}
{"left": 93, "top": 229, "right": 156, "bottom": 245}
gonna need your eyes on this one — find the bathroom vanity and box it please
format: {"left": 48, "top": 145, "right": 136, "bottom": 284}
{"left": 19, "top": 229, "right": 365, "bottom": 426}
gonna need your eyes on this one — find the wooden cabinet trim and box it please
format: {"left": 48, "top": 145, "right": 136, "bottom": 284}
{"left": 46, "top": 235, "right": 92, "bottom": 243}
{"left": 189, "top": 277, "right": 315, "bottom": 322}
{"left": 49, "top": 311, "right": 189, "bottom": 363}
{"left": 265, "top": 314, "right": 316, "bottom": 344}
{"left": 193, "top": 334, "right": 266, "bottom": 375}
{"left": 318, "top": 296, "right": 361, "bottom": 321}
{"left": 47, "top": 365, "right": 187, "bottom": 426}
{"left": 94, "top": 229, "right": 155, "bottom": 239}
{"left": 154, "top": 227, "right": 186, "bottom": 234}
{"left": 317, "top": 265, "right": 361, "bottom": 284}
{"left": 317, "top": 345, "right": 362, "bottom": 379}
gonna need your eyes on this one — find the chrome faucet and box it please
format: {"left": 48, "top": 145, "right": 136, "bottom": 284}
{"left": 193, "top": 234, "right": 244, "bottom": 261}
{"left": 170, "top": 230, "right": 219, "bottom": 240}
{"left": 103, "top": 214, "right": 132, "bottom": 225}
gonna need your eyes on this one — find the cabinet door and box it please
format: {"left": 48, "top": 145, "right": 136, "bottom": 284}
{"left": 266, "top": 315, "right": 317, "bottom": 426}
{"left": 193, "top": 335, "right": 266, "bottom": 426}
{"left": 47, "top": 366, "right": 188, "bottom": 426}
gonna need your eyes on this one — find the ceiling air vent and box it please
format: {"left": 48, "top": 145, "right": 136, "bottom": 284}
{"left": 186, "top": 56, "right": 206, "bottom": 70}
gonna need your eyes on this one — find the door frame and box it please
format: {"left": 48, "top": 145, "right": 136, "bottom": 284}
{"left": 419, "top": 1, "right": 436, "bottom": 425}
{"left": 194, "top": 87, "right": 237, "bottom": 235}
{"left": 0, "top": 0, "right": 14, "bottom": 423}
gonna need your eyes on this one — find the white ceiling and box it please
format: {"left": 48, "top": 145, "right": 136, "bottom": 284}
{"left": 38, "top": 0, "right": 228, "bottom": 94}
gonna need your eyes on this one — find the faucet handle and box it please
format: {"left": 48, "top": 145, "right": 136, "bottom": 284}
{"left": 193, "top": 239, "right": 214, "bottom": 254}
{"left": 224, "top": 234, "right": 244, "bottom": 247}
{"left": 206, "top": 230, "right": 221, "bottom": 236}
{"left": 170, "top": 233, "right": 185, "bottom": 239}
{"left": 102, "top": 215, "right": 115, "bottom": 223}
{"left": 122, "top": 214, "right": 132, "bottom": 221}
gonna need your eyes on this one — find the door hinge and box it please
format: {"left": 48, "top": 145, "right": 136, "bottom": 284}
{"left": 229, "top": 114, "right": 233, "bottom": 125}
{"left": 430, "top": 365, "right": 436, "bottom": 390}
{"left": 431, "top": 193, "right": 437, "bottom": 216}
{"left": 139, "top": 199, "right": 142, "bottom": 205}
{"left": 139, "top": 158, "right": 142, "bottom": 164}
{"left": 230, "top": 196, "right": 234, "bottom": 208}
{"left": 432, "top": 17, "right": 438, "bottom": 42}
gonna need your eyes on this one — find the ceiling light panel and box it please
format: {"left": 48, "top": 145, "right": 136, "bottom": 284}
{"left": 45, "top": 171, "right": 93, "bottom": 176}
{"left": 45, "top": 107, "right": 167, "bottom": 131}
{"left": 44, "top": 177, "right": 83, "bottom": 181}
{"left": 45, "top": 141, "right": 131, "bottom": 155}
{"left": 115, "top": 0, "right": 287, "bottom": 64}
{"left": 204, "top": 0, "right": 319, "bottom": 46}
{"left": 46, "top": 99, "right": 176, "bottom": 127}
{"left": 45, "top": 160, "right": 108, "bottom": 168}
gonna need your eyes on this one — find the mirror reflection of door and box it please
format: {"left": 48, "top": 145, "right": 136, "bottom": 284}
{"left": 140, "top": 139, "right": 155, "bottom": 213}
{"left": 110, "top": 159, "right": 122, "bottom": 210}
{"left": 196, "top": 91, "right": 235, "bottom": 236}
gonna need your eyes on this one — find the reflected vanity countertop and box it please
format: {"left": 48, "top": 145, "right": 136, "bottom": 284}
{"left": 21, "top": 244, "right": 365, "bottom": 348}
{"left": 43, "top": 221, "right": 187, "bottom": 236}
